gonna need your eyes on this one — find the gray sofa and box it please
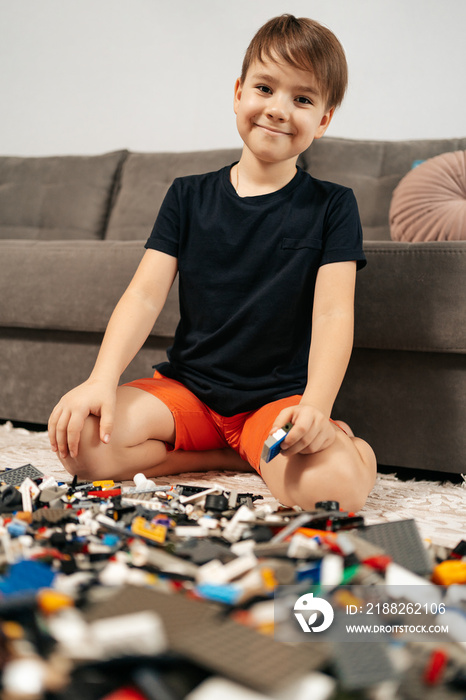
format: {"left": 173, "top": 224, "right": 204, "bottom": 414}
{"left": 1, "top": 137, "right": 466, "bottom": 474}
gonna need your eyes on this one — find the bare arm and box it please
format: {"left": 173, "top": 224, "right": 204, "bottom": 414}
{"left": 301, "top": 260, "right": 356, "bottom": 416}
{"left": 271, "top": 260, "right": 357, "bottom": 455}
{"left": 48, "top": 249, "right": 178, "bottom": 457}
{"left": 90, "top": 249, "right": 178, "bottom": 385}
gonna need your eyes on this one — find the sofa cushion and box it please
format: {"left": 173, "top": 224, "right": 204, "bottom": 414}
{"left": 390, "top": 151, "right": 466, "bottom": 241}
{"left": 301, "top": 137, "right": 466, "bottom": 241}
{"left": 0, "top": 151, "right": 126, "bottom": 241}
{"left": 106, "top": 149, "right": 243, "bottom": 241}
{"left": 355, "top": 240, "right": 466, "bottom": 353}
{"left": 0, "top": 240, "right": 179, "bottom": 337}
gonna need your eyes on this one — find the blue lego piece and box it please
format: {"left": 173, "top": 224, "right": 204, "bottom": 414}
{"left": 7, "top": 519, "right": 28, "bottom": 537}
{"left": 0, "top": 560, "right": 56, "bottom": 596}
{"left": 195, "top": 582, "right": 242, "bottom": 605}
{"left": 102, "top": 534, "right": 120, "bottom": 548}
{"left": 296, "top": 560, "right": 322, "bottom": 583}
{"left": 261, "top": 422, "right": 293, "bottom": 463}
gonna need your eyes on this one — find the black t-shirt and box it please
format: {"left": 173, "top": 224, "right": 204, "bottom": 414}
{"left": 145, "top": 164, "right": 366, "bottom": 416}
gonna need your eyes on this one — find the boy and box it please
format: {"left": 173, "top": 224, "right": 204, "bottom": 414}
{"left": 48, "top": 15, "right": 376, "bottom": 512}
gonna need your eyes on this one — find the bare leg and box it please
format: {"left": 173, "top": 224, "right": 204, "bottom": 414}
{"left": 59, "top": 386, "right": 252, "bottom": 481}
{"left": 259, "top": 422, "right": 377, "bottom": 513}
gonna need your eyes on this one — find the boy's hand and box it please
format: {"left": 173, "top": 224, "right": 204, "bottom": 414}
{"left": 48, "top": 379, "right": 116, "bottom": 460}
{"left": 269, "top": 404, "right": 336, "bottom": 457}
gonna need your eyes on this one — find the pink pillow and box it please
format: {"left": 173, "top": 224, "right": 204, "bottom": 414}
{"left": 389, "top": 151, "right": 466, "bottom": 241}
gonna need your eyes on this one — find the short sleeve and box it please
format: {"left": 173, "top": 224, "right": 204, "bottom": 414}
{"left": 320, "top": 188, "right": 366, "bottom": 270}
{"left": 145, "top": 179, "right": 181, "bottom": 258}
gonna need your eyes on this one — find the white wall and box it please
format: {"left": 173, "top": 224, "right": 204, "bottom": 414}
{"left": 1, "top": 0, "right": 465, "bottom": 156}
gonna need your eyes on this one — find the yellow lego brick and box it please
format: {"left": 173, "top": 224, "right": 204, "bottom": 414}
{"left": 261, "top": 567, "right": 277, "bottom": 591}
{"left": 131, "top": 516, "right": 167, "bottom": 544}
{"left": 332, "top": 588, "right": 365, "bottom": 610}
{"left": 93, "top": 480, "right": 115, "bottom": 490}
{"left": 432, "top": 560, "right": 466, "bottom": 585}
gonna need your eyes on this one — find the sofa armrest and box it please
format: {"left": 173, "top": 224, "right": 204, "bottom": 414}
{"left": 355, "top": 241, "right": 466, "bottom": 353}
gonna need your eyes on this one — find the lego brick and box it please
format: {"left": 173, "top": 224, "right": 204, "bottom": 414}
{"left": 0, "top": 463, "right": 44, "bottom": 486}
{"left": 261, "top": 422, "right": 293, "bottom": 463}
{"left": 83, "top": 586, "right": 329, "bottom": 694}
{"left": 356, "top": 519, "right": 432, "bottom": 576}
{"left": 0, "top": 560, "right": 56, "bottom": 596}
{"left": 330, "top": 638, "right": 397, "bottom": 689}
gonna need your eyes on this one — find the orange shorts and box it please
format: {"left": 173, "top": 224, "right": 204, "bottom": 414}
{"left": 124, "top": 371, "right": 302, "bottom": 475}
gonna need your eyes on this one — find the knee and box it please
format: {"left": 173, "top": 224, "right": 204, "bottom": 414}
{"left": 276, "top": 439, "right": 376, "bottom": 514}
{"left": 288, "top": 469, "right": 369, "bottom": 513}
{"left": 60, "top": 415, "right": 106, "bottom": 481}
{"left": 60, "top": 453, "right": 94, "bottom": 481}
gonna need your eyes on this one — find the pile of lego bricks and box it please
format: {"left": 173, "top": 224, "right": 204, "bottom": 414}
{"left": 0, "top": 463, "right": 465, "bottom": 700}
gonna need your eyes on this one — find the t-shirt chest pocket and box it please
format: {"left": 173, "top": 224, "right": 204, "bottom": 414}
{"left": 281, "top": 237, "right": 322, "bottom": 251}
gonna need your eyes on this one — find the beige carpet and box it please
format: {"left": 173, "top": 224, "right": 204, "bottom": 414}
{"left": 1, "top": 421, "right": 465, "bottom": 548}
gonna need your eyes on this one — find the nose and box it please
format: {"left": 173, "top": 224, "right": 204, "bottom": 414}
{"left": 266, "top": 93, "right": 289, "bottom": 121}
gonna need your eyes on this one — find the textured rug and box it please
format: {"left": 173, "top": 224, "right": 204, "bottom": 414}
{"left": 1, "top": 421, "right": 465, "bottom": 548}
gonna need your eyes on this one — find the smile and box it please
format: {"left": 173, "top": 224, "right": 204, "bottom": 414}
{"left": 254, "top": 124, "right": 291, "bottom": 136}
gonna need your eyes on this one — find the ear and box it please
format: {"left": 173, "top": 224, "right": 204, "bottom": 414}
{"left": 314, "top": 107, "right": 335, "bottom": 140}
{"left": 233, "top": 78, "right": 242, "bottom": 115}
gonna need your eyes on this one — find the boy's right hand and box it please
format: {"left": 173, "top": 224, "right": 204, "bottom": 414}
{"left": 48, "top": 379, "right": 116, "bottom": 460}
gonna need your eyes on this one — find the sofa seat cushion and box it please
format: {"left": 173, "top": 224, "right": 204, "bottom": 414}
{"left": 389, "top": 151, "right": 466, "bottom": 241}
{"left": 0, "top": 151, "right": 126, "bottom": 241}
{"left": 355, "top": 241, "right": 466, "bottom": 353}
{"left": 0, "top": 240, "right": 179, "bottom": 337}
{"left": 105, "top": 149, "right": 243, "bottom": 241}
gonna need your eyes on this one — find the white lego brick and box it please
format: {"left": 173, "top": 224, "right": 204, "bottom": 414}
{"left": 271, "top": 672, "right": 336, "bottom": 700}
{"left": 231, "top": 539, "right": 256, "bottom": 556}
{"left": 133, "top": 473, "right": 157, "bottom": 490}
{"left": 287, "top": 533, "right": 319, "bottom": 559}
{"left": 198, "top": 515, "right": 221, "bottom": 530}
{"left": 196, "top": 553, "right": 258, "bottom": 586}
{"left": 245, "top": 599, "right": 275, "bottom": 626}
{"left": 90, "top": 611, "right": 167, "bottom": 658}
{"left": 217, "top": 553, "right": 258, "bottom": 583}
{"left": 320, "top": 553, "right": 343, "bottom": 586}
{"left": 129, "top": 539, "right": 198, "bottom": 577}
{"left": 179, "top": 486, "right": 221, "bottom": 504}
{"left": 49, "top": 608, "right": 167, "bottom": 661}
{"left": 19, "top": 477, "right": 40, "bottom": 512}
{"left": 196, "top": 559, "right": 224, "bottom": 584}
{"left": 2, "top": 658, "right": 46, "bottom": 696}
{"left": 186, "top": 676, "right": 274, "bottom": 700}
{"left": 385, "top": 562, "right": 441, "bottom": 604}
{"left": 222, "top": 505, "right": 256, "bottom": 543}
{"left": 38, "top": 476, "right": 58, "bottom": 491}
{"left": 174, "top": 525, "right": 210, "bottom": 538}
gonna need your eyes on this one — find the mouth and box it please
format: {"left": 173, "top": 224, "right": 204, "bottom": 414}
{"left": 254, "top": 123, "right": 291, "bottom": 136}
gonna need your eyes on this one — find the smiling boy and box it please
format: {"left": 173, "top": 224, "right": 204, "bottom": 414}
{"left": 49, "top": 15, "right": 376, "bottom": 512}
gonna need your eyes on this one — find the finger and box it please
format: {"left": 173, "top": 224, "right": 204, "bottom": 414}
{"left": 299, "top": 431, "right": 335, "bottom": 454}
{"left": 288, "top": 420, "right": 336, "bottom": 456}
{"left": 67, "top": 411, "right": 87, "bottom": 459}
{"left": 282, "top": 416, "right": 313, "bottom": 453}
{"left": 99, "top": 403, "right": 114, "bottom": 445}
{"left": 48, "top": 405, "right": 62, "bottom": 452}
{"left": 55, "top": 409, "right": 72, "bottom": 458}
{"left": 269, "top": 407, "right": 295, "bottom": 436}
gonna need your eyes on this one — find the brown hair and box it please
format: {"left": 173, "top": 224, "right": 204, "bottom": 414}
{"left": 240, "top": 14, "right": 348, "bottom": 110}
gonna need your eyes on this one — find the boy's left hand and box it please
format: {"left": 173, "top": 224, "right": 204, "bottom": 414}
{"left": 269, "top": 404, "right": 336, "bottom": 456}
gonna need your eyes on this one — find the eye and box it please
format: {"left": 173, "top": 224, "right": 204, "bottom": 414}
{"left": 296, "top": 96, "right": 313, "bottom": 105}
{"left": 256, "top": 85, "right": 272, "bottom": 94}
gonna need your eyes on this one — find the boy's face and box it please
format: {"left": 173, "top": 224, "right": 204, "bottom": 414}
{"left": 234, "top": 56, "right": 334, "bottom": 167}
